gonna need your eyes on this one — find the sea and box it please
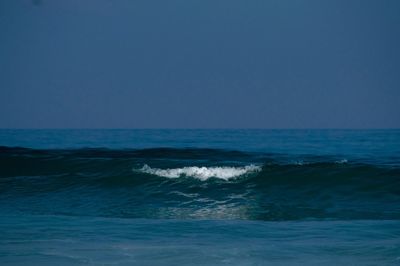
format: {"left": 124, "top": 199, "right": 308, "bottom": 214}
{"left": 0, "top": 129, "right": 399, "bottom": 265}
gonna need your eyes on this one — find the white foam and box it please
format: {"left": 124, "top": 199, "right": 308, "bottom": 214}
{"left": 136, "top": 164, "right": 261, "bottom": 181}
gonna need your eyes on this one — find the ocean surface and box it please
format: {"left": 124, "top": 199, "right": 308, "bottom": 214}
{"left": 0, "top": 129, "right": 399, "bottom": 265}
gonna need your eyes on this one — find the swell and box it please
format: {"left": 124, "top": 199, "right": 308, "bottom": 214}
{"left": 1, "top": 147, "right": 399, "bottom": 221}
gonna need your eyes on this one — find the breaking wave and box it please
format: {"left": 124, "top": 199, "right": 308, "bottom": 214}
{"left": 1, "top": 146, "right": 400, "bottom": 221}
{"left": 136, "top": 164, "right": 261, "bottom": 180}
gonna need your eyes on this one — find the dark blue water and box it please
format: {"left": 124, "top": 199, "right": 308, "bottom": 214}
{"left": 1, "top": 129, "right": 399, "bottom": 265}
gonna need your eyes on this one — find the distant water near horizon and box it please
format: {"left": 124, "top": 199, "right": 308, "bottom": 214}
{"left": 1, "top": 129, "right": 399, "bottom": 265}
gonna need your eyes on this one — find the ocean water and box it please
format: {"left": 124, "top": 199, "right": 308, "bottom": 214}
{"left": 0, "top": 129, "right": 399, "bottom": 265}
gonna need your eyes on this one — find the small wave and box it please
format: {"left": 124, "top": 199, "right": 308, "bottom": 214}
{"left": 290, "top": 159, "right": 348, "bottom": 166}
{"left": 136, "top": 164, "right": 261, "bottom": 181}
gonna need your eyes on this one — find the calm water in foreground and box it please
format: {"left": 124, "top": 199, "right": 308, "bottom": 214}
{"left": 0, "top": 129, "right": 399, "bottom": 265}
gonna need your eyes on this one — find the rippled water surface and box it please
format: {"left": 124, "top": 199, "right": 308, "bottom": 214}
{"left": 1, "top": 129, "right": 399, "bottom": 265}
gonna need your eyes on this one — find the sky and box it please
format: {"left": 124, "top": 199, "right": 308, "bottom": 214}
{"left": 0, "top": 0, "right": 399, "bottom": 128}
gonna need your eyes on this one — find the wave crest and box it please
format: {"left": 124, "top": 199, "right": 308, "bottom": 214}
{"left": 137, "top": 164, "right": 261, "bottom": 181}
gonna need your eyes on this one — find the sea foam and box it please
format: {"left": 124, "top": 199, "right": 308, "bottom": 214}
{"left": 137, "top": 164, "right": 261, "bottom": 181}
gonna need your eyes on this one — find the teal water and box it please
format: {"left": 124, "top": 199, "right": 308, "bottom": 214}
{"left": 0, "top": 129, "right": 399, "bottom": 265}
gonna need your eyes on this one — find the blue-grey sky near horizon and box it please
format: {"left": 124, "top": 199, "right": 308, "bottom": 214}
{"left": 0, "top": 0, "right": 399, "bottom": 128}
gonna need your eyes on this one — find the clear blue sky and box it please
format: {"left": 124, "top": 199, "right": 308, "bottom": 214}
{"left": 0, "top": 0, "right": 399, "bottom": 128}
